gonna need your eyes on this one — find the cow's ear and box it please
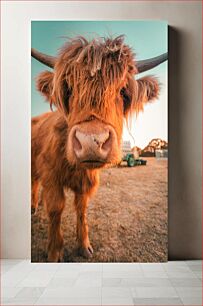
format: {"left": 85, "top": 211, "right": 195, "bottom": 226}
{"left": 122, "top": 76, "right": 159, "bottom": 118}
{"left": 135, "top": 76, "right": 160, "bottom": 112}
{"left": 36, "top": 71, "right": 55, "bottom": 106}
{"left": 36, "top": 71, "right": 71, "bottom": 113}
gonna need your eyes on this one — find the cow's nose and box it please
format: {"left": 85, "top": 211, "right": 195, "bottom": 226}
{"left": 73, "top": 130, "right": 112, "bottom": 160}
{"left": 91, "top": 132, "right": 110, "bottom": 148}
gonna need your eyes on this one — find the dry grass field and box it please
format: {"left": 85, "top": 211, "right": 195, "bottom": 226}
{"left": 31, "top": 157, "right": 168, "bottom": 262}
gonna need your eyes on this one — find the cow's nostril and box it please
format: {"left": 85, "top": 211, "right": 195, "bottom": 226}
{"left": 73, "top": 132, "right": 82, "bottom": 151}
{"left": 101, "top": 132, "right": 112, "bottom": 151}
{"left": 93, "top": 137, "right": 101, "bottom": 147}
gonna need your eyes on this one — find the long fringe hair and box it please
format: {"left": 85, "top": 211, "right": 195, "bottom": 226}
{"left": 52, "top": 35, "right": 138, "bottom": 118}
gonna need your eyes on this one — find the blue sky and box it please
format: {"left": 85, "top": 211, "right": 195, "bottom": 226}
{"left": 31, "top": 21, "right": 167, "bottom": 148}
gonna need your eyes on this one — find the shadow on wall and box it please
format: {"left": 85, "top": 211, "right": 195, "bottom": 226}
{"left": 168, "top": 26, "right": 202, "bottom": 260}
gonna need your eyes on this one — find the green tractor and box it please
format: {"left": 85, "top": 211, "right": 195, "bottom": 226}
{"left": 122, "top": 153, "right": 147, "bottom": 167}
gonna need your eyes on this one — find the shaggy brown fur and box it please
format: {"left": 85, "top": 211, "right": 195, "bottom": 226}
{"left": 32, "top": 36, "right": 159, "bottom": 261}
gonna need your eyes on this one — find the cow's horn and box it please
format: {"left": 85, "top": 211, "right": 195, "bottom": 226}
{"left": 31, "top": 48, "right": 168, "bottom": 72}
{"left": 31, "top": 48, "right": 57, "bottom": 68}
{"left": 136, "top": 53, "right": 168, "bottom": 73}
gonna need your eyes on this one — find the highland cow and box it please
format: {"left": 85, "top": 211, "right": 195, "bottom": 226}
{"left": 31, "top": 36, "right": 167, "bottom": 262}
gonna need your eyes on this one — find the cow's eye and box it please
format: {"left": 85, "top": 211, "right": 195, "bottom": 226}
{"left": 85, "top": 115, "right": 95, "bottom": 122}
{"left": 62, "top": 83, "right": 72, "bottom": 113}
{"left": 120, "top": 87, "right": 131, "bottom": 114}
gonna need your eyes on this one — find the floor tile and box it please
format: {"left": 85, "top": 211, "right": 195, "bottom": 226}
{"left": 1, "top": 265, "right": 16, "bottom": 274}
{"left": 1, "top": 259, "right": 202, "bottom": 306}
{"left": 123, "top": 277, "right": 172, "bottom": 287}
{"left": 41, "top": 286, "right": 101, "bottom": 298}
{"left": 180, "top": 296, "right": 202, "bottom": 305}
{"left": 57, "top": 263, "right": 82, "bottom": 272}
{"left": 140, "top": 263, "right": 165, "bottom": 272}
{"left": 2, "top": 261, "right": 35, "bottom": 287}
{"left": 35, "top": 297, "right": 101, "bottom": 305}
{"left": 134, "top": 286, "right": 178, "bottom": 298}
{"left": 142, "top": 271, "right": 168, "bottom": 278}
{"left": 102, "top": 287, "right": 132, "bottom": 298}
{"left": 162, "top": 261, "right": 187, "bottom": 266}
{"left": 102, "top": 278, "right": 123, "bottom": 287}
{"left": 2, "top": 287, "right": 22, "bottom": 299}
{"left": 17, "top": 271, "right": 56, "bottom": 287}
{"left": 193, "top": 271, "right": 202, "bottom": 279}
{"left": 170, "top": 277, "right": 202, "bottom": 287}
{"left": 0, "top": 259, "right": 25, "bottom": 265}
{"left": 32, "top": 263, "right": 59, "bottom": 273}
{"left": 186, "top": 260, "right": 202, "bottom": 266}
{"left": 2, "top": 296, "right": 38, "bottom": 305}
{"left": 75, "top": 271, "right": 102, "bottom": 287}
{"left": 81, "top": 263, "right": 103, "bottom": 272}
{"left": 166, "top": 271, "right": 197, "bottom": 279}
{"left": 189, "top": 264, "right": 202, "bottom": 272}
{"left": 163, "top": 264, "right": 192, "bottom": 273}
{"left": 47, "top": 277, "right": 76, "bottom": 288}
{"left": 102, "top": 277, "right": 172, "bottom": 288}
{"left": 15, "top": 287, "right": 45, "bottom": 298}
{"left": 78, "top": 271, "right": 102, "bottom": 278}
{"left": 103, "top": 263, "right": 142, "bottom": 273}
{"left": 1, "top": 299, "right": 10, "bottom": 305}
{"left": 133, "top": 297, "right": 183, "bottom": 305}
{"left": 75, "top": 276, "right": 102, "bottom": 287}
{"left": 103, "top": 270, "right": 144, "bottom": 278}
{"left": 54, "top": 269, "right": 80, "bottom": 278}
{"left": 175, "top": 287, "right": 202, "bottom": 298}
{"left": 102, "top": 297, "right": 133, "bottom": 305}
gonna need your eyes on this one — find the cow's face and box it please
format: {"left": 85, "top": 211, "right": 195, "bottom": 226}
{"left": 36, "top": 37, "right": 159, "bottom": 169}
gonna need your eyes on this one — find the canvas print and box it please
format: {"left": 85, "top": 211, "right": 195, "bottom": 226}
{"left": 31, "top": 21, "right": 168, "bottom": 262}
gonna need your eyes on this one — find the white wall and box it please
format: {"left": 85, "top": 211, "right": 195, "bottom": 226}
{"left": 1, "top": 1, "right": 202, "bottom": 259}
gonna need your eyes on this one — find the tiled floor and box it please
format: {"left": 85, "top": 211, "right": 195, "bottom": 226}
{"left": 1, "top": 260, "right": 202, "bottom": 305}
